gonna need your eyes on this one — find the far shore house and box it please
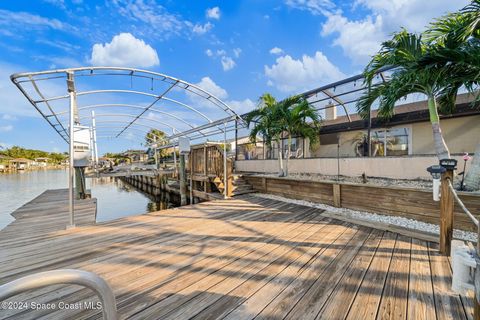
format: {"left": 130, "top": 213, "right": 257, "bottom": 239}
{"left": 0, "top": 155, "right": 12, "bottom": 172}
{"left": 33, "top": 157, "right": 50, "bottom": 167}
{"left": 9, "top": 158, "right": 33, "bottom": 170}
{"left": 122, "top": 150, "right": 148, "bottom": 163}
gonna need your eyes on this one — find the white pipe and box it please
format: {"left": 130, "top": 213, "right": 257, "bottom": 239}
{"left": 433, "top": 178, "right": 441, "bottom": 202}
{"left": 224, "top": 122, "right": 227, "bottom": 199}
{"left": 92, "top": 111, "right": 99, "bottom": 168}
{"left": 68, "top": 73, "right": 75, "bottom": 228}
{"left": 0, "top": 269, "right": 118, "bottom": 320}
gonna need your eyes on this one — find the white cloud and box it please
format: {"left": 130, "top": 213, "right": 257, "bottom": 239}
{"left": 221, "top": 56, "right": 236, "bottom": 71}
{"left": 193, "top": 77, "right": 228, "bottom": 100}
{"left": 270, "top": 47, "right": 284, "bottom": 55}
{"left": 205, "top": 49, "right": 213, "bottom": 57}
{"left": 2, "top": 114, "right": 17, "bottom": 120}
{"left": 0, "top": 9, "right": 67, "bottom": 31}
{"left": 322, "top": 0, "right": 469, "bottom": 64}
{"left": 112, "top": 0, "right": 187, "bottom": 40}
{"left": 90, "top": 33, "right": 159, "bottom": 67}
{"left": 193, "top": 22, "right": 213, "bottom": 35}
{"left": 206, "top": 7, "right": 221, "bottom": 20}
{"left": 43, "top": 0, "right": 66, "bottom": 9}
{"left": 285, "top": 0, "right": 335, "bottom": 16}
{"left": 216, "top": 49, "right": 226, "bottom": 56}
{"left": 264, "top": 51, "right": 345, "bottom": 92}
{"left": 0, "top": 125, "right": 13, "bottom": 132}
{"left": 187, "top": 77, "right": 254, "bottom": 114}
{"left": 233, "top": 48, "right": 242, "bottom": 58}
{"left": 227, "top": 99, "right": 256, "bottom": 113}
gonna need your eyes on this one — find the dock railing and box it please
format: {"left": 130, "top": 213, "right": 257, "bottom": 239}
{"left": 444, "top": 178, "right": 480, "bottom": 320}
{"left": 0, "top": 269, "right": 118, "bottom": 320}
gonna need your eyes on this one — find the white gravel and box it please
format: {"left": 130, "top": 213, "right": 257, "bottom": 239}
{"left": 252, "top": 193, "right": 477, "bottom": 243}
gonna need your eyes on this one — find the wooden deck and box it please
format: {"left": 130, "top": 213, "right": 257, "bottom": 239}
{"left": 0, "top": 189, "right": 96, "bottom": 244}
{"left": 0, "top": 196, "right": 473, "bottom": 319}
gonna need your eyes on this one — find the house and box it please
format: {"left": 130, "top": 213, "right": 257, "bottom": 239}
{"left": 235, "top": 93, "right": 480, "bottom": 179}
{"left": 307, "top": 92, "right": 480, "bottom": 158}
{"left": 34, "top": 157, "right": 50, "bottom": 167}
{"left": 9, "top": 158, "right": 33, "bottom": 170}
{"left": 0, "top": 155, "right": 12, "bottom": 172}
{"left": 122, "top": 150, "right": 148, "bottom": 163}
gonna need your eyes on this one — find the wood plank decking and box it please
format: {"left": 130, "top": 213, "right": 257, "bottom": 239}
{"left": 0, "top": 189, "right": 96, "bottom": 244}
{"left": 0, "top": 196, "right": 473, "bottom": 319}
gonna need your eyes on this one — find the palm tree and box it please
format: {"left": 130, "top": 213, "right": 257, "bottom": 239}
{"left": 244, "top": 94, "right": 321, "bottom": 177}
{"left": 357, "top": 30, "right": 456, "bottom": 160}
{"left": 422, "top": 0, "right": 480, "bottom": 190}
{"left": 276, "top": 96, "right": 321, "bottom": 176}
{"left": 244, "top": 94, "right": 286, "bottom": 176}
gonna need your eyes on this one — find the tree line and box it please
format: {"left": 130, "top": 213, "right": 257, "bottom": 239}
{"left": 0, "top": 146, "right": 67, "bottom": 164}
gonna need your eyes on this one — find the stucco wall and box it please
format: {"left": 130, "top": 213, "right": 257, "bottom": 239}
{"left": 310, "top": 115, "right": 480, "bottom": 158}
{"left": 412, "top": 115, "right": 480, "bottom": 155}
{"left": 236, "top": 155, "right": 467, "bottom": 179}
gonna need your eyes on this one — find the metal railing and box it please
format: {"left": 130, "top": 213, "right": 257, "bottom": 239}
{"left": 0, "top": 269, "right": 118, "bottom": 320}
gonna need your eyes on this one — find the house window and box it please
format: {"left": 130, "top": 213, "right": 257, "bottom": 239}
{"left": 371, "top": 127, "right": 410, "bottom": 156}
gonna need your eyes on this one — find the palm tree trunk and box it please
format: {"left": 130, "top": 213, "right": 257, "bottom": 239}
{"left": 285, "top": 134, "right": 292, "bottom": 176}
{"left": 464, "top": 141, "right": 480, "bottom": 191}
{"left": 276, "top": 138, "right": 284, "bottom": 177}
{"left": 428, "top": 97, "right": 450, "bottom": 160}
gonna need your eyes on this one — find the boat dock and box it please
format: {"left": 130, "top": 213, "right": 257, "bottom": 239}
{"left": 0, "top": 189, "right": 96, "bottom": 243}
{"left": 0, "top": 195, "right": 472, "bottom": 319}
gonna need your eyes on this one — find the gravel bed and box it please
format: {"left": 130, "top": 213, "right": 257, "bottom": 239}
{"left": 253, "top": 193, "right": 477, "bottom": 243}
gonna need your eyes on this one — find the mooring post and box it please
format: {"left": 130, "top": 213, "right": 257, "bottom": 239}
{"left": 439, "top": 168, "right": 454, "bottom": 255}
{"left": 179, "top": 154, "right": 187, "bottom": 206}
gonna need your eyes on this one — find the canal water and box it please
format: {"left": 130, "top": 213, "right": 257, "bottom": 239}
{"left": 0, "top": 169, "right": 174, "bottom": 230}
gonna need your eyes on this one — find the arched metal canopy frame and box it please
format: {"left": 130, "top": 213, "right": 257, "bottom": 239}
{"left": 10, "top": 66, "right": 245, "bottom": 229}
{"left": 10, "top": 66, "right": 244, "bottom": 145}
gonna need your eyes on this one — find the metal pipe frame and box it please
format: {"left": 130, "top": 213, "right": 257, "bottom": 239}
{"left": 0, "top": 269, "right": 118, "bottom": 320}
{"left": 69, "top": 104, "right": 203, "bottom": 134}
{"left": 11, "top": 66, "right": 236, "bottom": 115}
{"left": 80, "top": 115, "right": 180, "bottom": 134}
{"left": 10, "top": 67, "right": 240, "bottom": 146}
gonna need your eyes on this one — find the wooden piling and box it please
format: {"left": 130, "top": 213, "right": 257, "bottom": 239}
{"left": 179, "top": 154, "right": 187, "bottom": 206}
{"left": 439, "top": 169, "right": 454, "bottom": 255}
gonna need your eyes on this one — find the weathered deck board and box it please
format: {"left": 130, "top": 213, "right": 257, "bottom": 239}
{"left": 0, "top": 189, "right": 96, "bottom": 245}
{"left": 0, "top": 196, "right": 472, "bottom": 320}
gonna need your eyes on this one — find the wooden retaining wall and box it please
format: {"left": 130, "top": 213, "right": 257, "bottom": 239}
{"left": 244, "top": 176, "right": 480, "bottom": 232}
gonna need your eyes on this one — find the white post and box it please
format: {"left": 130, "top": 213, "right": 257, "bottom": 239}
{"left": 67, "top": 72, "right": 75, "bottom": 228}
{"left": 224, "top": 122, "right": 228, "bottom": 199}
{"left": 91, "top": 110, "right": 98, "bottom": 173}
{"left": 89, "top": 128, "right": 95, "bottom": 168}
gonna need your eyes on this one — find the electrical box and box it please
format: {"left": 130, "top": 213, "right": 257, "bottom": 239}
{"left": 179, "top": 137, "right": 190, "bottom": 154}
{"left": 73, "top": 125, "right": 91, "bottom": 167}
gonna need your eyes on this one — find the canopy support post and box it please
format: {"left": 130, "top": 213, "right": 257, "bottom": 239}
{"left": 67, "top": 71, "right": 76, "bottom": 228}
{"left": 224, "top": 122, "right": 228, "bottom": 199}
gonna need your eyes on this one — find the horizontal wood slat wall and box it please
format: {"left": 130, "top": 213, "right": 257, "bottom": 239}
{"left": 244, "top": 176, "right": 480, "bottom": 232}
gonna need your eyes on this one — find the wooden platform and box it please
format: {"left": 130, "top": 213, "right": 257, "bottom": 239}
{"left": 0, "top": 196, "right": 473, "bottom": 319}
{"left": 0, "top": 189, "right": 97, "bottom": 244}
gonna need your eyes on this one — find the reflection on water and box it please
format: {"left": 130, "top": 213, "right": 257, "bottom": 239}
{"left": 90, "top": 177, "right": 174, "bottom": 222}
{"left": 0, "top": 169, "right": 174, "bottom": 229}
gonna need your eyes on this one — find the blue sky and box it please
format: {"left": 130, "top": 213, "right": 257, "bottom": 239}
{"left": 0, "top": 0, "right": 469, "bottom": 153}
